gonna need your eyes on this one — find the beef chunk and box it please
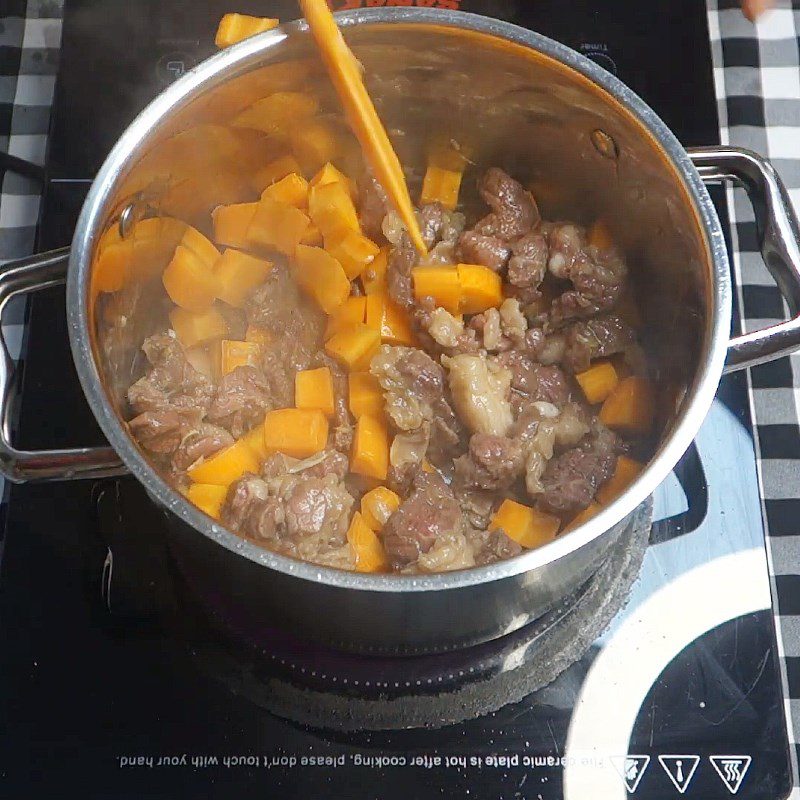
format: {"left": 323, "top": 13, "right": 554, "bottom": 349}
{"left": 540, "top": 428, "right": 618, "bottom": 514}
{"left": 473, "top": 168, "right": 540, "bottom": 241}
{"left": 172, "top": 423, "right": 234, "bottom": 471}
{"left": 456, "top": 231, "right": 511, "bottom": 272}
{"left": 223, "top": 474, "right": 284, "bottom": 542}
{"left": 507, "top": 231, "right": 548, "bottom": 301}
{"left": 283, "top": 476, "right": 354, "bottom": 544}
{"left": 444, "top": 353, "right": 513, "bottom": 437}
{"left": 495, "top": 351, "right": 570, "bottom": 408}
{"left": 128, "top": 332, "right": 212, "bottom": 417}
{"left": 470, "top": 528, "right": 524, "bottom": 566}
{"left": 206, "top": 365, "right": 275, "bottom": 438}
{"left": 562, "top": 314, "right": 635, "bottom": 373}
{"left": 319, "top": 353, "right": 354, "bottom": 453}
{"left": 382, "top": 472, "right": 464, "bottom": 568}
{"left": 546, "top": 223, "right": 627, "bottom": 324}
{"left": 454, "top": 434, "right": 525, "bottom": 492}
{"left": 358, "top": 173, "right": 389, "bottom": 240}
{"left": 128, "top": 408, "right": 202, "bottom": 455}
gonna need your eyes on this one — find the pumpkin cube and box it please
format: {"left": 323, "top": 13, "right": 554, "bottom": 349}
{"left": 349, "top": 371, "right": 383, "bottom": 419}
{"left": 215, "top": 13, "right": 279, "bottom": 48}
{"left": 180, "top": 226, "right": 221, "bottom": 269}
{"left": 412, "top": 266, "right": 462, "bottom": 314}
{"left": 246, "top": 197, "right": 310, "bottom": 256}
{"left": 262, "top": 408, "right": 329, "bottom": 458}
{"left": 261, "top": 172, "right": 309, "bottom": 208}
{"left": 214, "top": 340, "right": 261, "bottom": 377}
{"left": 214, "top": 249, "right": 273, "bottom": 307}
{"left": 575, "top": 360, "right": 620, "bottom": 405}
{"left": 295, "top": 367, "right": 336, "bottom": 417}
{"left": 292, "top": 120, "right": 341, "bottom": 174}
{"left": 292, "top": 244, "right": 351, "bottom": 315}
{"left": 186, "top": 483, "right": 228, "bottom": 520}
{"left": 188, "top": 438, "right": 260, "bottom": 486}
{"left": 599, "top": 377, "right": 655, "bottom": 436}
{"left": 170, "top": 306, "right": 229, "bottom": 348}
{"left": 308, "top": 180, "right": 360, "bottom": 240}
{"left": 325, "top": 229, "right": 380, "bottom": 280}
{"left": 351, "top": 415, "right": 390, "bottom": 481}
{"left": 457, "top": 263, "right": 503, "bottom": 314}
{"left": 347, "top": 512, "right": 389, "bottom": 573}
{"left": 489, "top": 499, "right": 560, "bottom": 549}
{"left": 163, "top": 245, "right": 221, "bottom": 311}
{"left": 361, "top": 246, "right": 389, "bottom": 295}
{"left": 325, "top": 323, "right": 381, "bottom": 371}
{"left": 325, "top": 296, "right": 367, "bottom": 340}
{"left": 420, "top": 164, "right": 463, "bottom": 210}
{"left": 233, "top": 92, "right": 318, "bottom": 136}
{"left": 310, "top": 162, "right": 357, "bottom": 199}
{"left": 365, "top": 293, "right": 415, "bottom": 346}
{"left": 360, "top": 487, "right": 401, "bottom": 531}
{"left": 596, "top": 456, "right": 644, "bottom": 505}
{"left": 242, "top": 421, "right": 269, "bottom": 461}
{"left": 251, "top": 155, "right": 305, "bottom": 193}
{"left": 212, "top": 202, "right": 259, "bottom": 250}
{"left": 300, "top": 223, "right": 323, "bottom": 247}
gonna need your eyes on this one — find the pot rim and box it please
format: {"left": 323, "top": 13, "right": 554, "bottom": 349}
{"left": 66, "top": 8, "right": 731, "bottom": 593}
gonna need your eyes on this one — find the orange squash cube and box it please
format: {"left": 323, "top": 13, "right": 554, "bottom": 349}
{"left": 251, "top": 155, "right": 305, "bottom": 193}
{"left": 360, "top": 486, "right": 401, "bottom": 531}
{"left": 246, "top": 197, "right": 310, "bottom": 256}
{"left": 325, "top": 323, "right": 381, "bottom": 371}
{"left": 262, "top": 408, "right": 329, "bottom": 458}
{"left": 489, "top": 499, "right": 561, "bottom": 549}
{"left": 325, "top": 229, "right": 380, "bottom": 280}
{"left": 214, "top": 249, "right": 273, "bottom": 307}
{"left": 215, "top": 13, "right": 279, "bottom": 48}
{"left": 186, "top": 483, "right": 229, "bottom": 520}
{"left": 596, "top": 456, "right": 644, "bottom": 505}
{"left": 180, "top": 226, "right": 221, "bottom": 269}
{"left": 361, "top": 246, "right": 389, "bottom": 295}
{"left": 162, "top": 245, "right": 221, "bottom": 311}
{"left": 325, "top": 296, "right": 367, "bottom": 340}
{"left": 169, "top": 306, "right": 229, "bottom": 348}
{"left": 308, "top": 180, "right": 360, "bottom": 240}
{"left": 261, "top": 172, "right": 309, "bottom": 208}
{"left": 212, "top": 202, "right": 259, "bottom": 250}
{"left": 349, "top": 372, "right": 384, "bottom": 418}
{"left": 412, "top": 267, "right": 462, "bottom": 314}
{"left": 365, "top": 293, "right": 415, "bottom": 346}
{"left": 233, "top": 92, "right": 318, "bottom": 136}
{"left": 346, "top": 512, "right": 389, "bottom": 573}
{"left": 420, "top": 164, "right": 463, "bottom": 210}
{"left": 351, "top": 415, "right": 390, "bottom": 481}
{"left": 599, "top": 376, "right": 655, "bottom": 436}
{"left": 292, "top": 120, "right": 341, "bottom": 174}
{"left": 300, "top": 223, "right": 323, "bottom": 247}
{"left": 457, "top": 263, "right": 503, "bottom": 314}
{"left": 292, "top": 244, "right": 351, "bottom": 315}
{"left": 295, "top": 367, "right": 336, "bottom": 417}
{"left": 242, "top": 421, "right": 269, "bottom": 461}
{"left": 214, "top": 340, "right": 261, "bottom": 377}
{"left": 188, "top": 438, "right": 261, "bottom": 486}
{"left": 575, "top": 360, "right": 620, "bottom": 405}
{"left": 310, "top": 162, "right": 357, "bottom": 199}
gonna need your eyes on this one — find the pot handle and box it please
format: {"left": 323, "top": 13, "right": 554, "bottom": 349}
{"left": 0, "top": 248, "right": 125, "bottom": 482}
{"left": 688, "top": 146, "right": 800, "bottom": 373}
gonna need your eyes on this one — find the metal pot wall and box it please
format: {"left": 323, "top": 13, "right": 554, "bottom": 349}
{"left": 2, "top": 9, "right": 799, "bottom": 654}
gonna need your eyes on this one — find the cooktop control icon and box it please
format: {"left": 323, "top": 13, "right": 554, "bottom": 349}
{"left": 658, "top": 755, "right": 700, "bottom": 793}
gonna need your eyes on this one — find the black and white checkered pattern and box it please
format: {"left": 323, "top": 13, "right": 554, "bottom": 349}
{"left": 708, "top": 0, "right": 800, "bottom": 770}
{"left": 2, "top": 0, "right": 800, "bottom": 773}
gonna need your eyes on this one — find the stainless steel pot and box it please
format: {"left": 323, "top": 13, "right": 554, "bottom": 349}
{"left": 2, "top": 9, "right": 800, "bottom": 654}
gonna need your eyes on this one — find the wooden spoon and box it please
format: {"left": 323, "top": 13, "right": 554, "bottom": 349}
{"left": 299, "top": 0, "right": 427, "bottom": 255}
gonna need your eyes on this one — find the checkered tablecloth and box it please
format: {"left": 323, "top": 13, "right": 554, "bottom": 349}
{"left": 3, "top": 0, "right": 800, "bottom": 780}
